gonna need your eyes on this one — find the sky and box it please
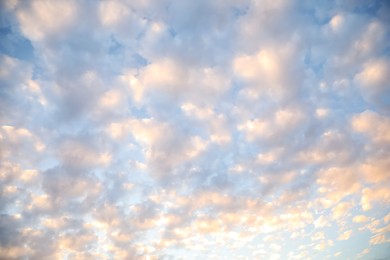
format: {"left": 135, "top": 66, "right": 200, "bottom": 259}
{"left": 0, "top": 0, "right": 390, "bottom": 259}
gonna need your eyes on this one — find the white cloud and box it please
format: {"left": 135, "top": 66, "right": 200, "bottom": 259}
{"left": 338, "top": 230, "right": 352, "bottom": 241}
{"left": 16, "top": 1, "right": 77, "bottom": 41}
{"left": 332, "top": 202, "right": 352, "bottom": 220}
{"left": 314, "top": 216, "right": 331, "bottom": 229}
{"left": 316, "top": 167, "right": 361, "bottom": 206}
{"left": 353, "top": 215, "right": 369, "bottom": 223}
{"left": 99, "top": 1, "right": 131, "bottom": 27}
{"left": 361, "top": 187, "right": 390, "bottom": 211}
{"left": 1, "top": 0, "right": 389, "bottom": 259}
{"left": 351, "top": 110, "right": 390, "bottom": 143}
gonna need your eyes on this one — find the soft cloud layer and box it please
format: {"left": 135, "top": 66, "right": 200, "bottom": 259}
{"left": 1, "top": 0, "right": 390, "bottom": 259}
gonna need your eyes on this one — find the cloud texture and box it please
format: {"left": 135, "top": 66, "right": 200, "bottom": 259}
{"left": 1, "top": 0, "right": 390, "bottom": 259}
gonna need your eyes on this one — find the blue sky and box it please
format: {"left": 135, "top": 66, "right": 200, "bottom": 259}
{"left": 0, "top": 0, "right": 390, "bottom": 259}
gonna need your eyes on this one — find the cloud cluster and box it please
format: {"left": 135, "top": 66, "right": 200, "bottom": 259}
{"left": 1, "top": 0, "right": 389, "bottom": 259}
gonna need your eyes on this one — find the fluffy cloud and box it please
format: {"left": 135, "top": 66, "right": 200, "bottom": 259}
{"left": 355, "top": 59, "right": 390, "bottom": 112}
{"left": 1, "top": 0, "right": 389, "bottom": 259}
{"left": 351, "top": 110, "right": 390, "bottom": 143}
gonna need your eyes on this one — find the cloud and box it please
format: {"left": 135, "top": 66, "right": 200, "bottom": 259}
{"left": 351, "top": 110, "right": 390, "bottom": 143}
{"left": 1, "top": 0, "right": 389, "bottom": 259}
{"left": 314, "top": 215, "right": 331, "bottom": 229}
{"left": 361, "top": 187, "right": 390, "bottom": 211}
{"left": 312, "top": 231, "right": 325, "bottom": 241}
{"left": 316, "top": 167, "right": 361, "bottom": 207}
{"left": 370, "top": 234, "right": 389, "bottom": 245}
{"left": 332, "top": 202, "right": 352, "bottom": 220}
{"left": 16, "top": 1, "right": 77, "bottom": 41}
{"left": 338, "top": 230, "right": 353, "bottom": 241}
{"left": 353, "top": 215, "right": 369, "bottom": 223}
{"left": 355, "top": 59, "right": 390, "bottom": 112}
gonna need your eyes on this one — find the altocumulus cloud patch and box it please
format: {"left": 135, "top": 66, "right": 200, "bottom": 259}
{"left": 0, "top": 0, "right": 390, "bottom": 259}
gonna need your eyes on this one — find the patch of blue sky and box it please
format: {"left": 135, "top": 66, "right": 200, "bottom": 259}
{"left": 0, "top": 26, "right": 34, "bottom": 61}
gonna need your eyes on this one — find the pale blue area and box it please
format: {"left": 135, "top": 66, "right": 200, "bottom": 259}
{"left": 0, "top": 26, "right": 34, "bottom": 61}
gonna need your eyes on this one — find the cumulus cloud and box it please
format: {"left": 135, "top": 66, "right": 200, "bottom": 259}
{"left": 1, "top": 0, "right": 389, "bottom": 259}
{"left": 338, "top": 230, "right": 353, "bottom": 241}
